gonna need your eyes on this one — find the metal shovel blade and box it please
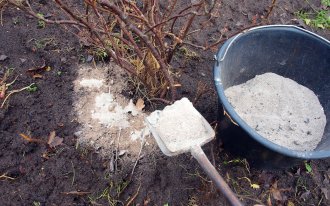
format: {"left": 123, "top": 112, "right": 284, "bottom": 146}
{"left": 145, "top": 98, "right": 243, "bottom": 206}
{"left": 145, "top": 98, "right": 215, "bottom": 156}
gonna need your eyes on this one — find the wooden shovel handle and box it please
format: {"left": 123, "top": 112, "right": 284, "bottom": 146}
{"left": 191, "top": 146, "right": 243, "bottom": 206}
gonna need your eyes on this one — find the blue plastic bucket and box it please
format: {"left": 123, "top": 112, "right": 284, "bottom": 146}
{"left": 214, "top": 25, "right": 330, "bottom": 168}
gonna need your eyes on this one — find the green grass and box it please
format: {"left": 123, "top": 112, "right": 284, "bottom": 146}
{"left": 322, "top": 0, "right": 330, "bottom": 7}
{"left": 295, "top": 1, "right": 330, "bottom": 29}
{"left": 27, "top": 84, "right": 38, "bottom": 92}
{"left": 37, "top": 13, "right": 46, "bottom": 28}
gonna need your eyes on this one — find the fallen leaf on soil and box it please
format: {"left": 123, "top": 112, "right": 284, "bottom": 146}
{"left": 239, "top": 177, "right": 260, "bottom": 190}
{"left": 47, "top": 131, "right": 63, "bottom": 148}
{"left": 271, "top": 189, "right": 283, "bottom": 201}
{"left": 45, "top": 66, "right": 51, "bottom": 71}
{"left": 143, "top": 197, "right": 150, "bottom": 206}
{"left": 270, "top": 181, "right": 284, "bottom": 201}
{"left": 251, "top": 183, "right": 260, "bottom": 189}
{"left": 321, "top": 187, "right": 329, "bottom": 199}
{"left": 287, "top": 200, "right": 295, "bottom": 206}
{"left": 135, "top": 98, "right": 145, "bottom": 111}
{"left": 27, "top": 60, "right": 51, "bottom": 77}
{"left": 27, "top": 60, "right": 46, "bottom": 72}
{"left": 0, "top": 55, "right": 8, "bottom": 61}
{"left": 19, "top": 133, "right": 45, "bottom": 144}
{"left": 32, "top": 74, "right": 43, "bottom": 79}
{"left": 145, "top": 52, "right": 160, "bottom": 70}
{"left": 210, "top": 46, "right": 218, "bottom": 53}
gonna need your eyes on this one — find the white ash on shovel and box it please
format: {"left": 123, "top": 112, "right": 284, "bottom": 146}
{"left": 225, "top": 72, "right": 326, "bottom": 151}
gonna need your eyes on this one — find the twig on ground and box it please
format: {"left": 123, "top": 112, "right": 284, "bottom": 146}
{"left": 1, "top": 83, "right": 36, "bottom": 108}
{"left": 125, "top": 183, "right": 141, "bottom": 206}
{"left": 193, "top": 81, "right": 209, "bottom": 105}
{"left": 19, "top": 133, "right": 46, "bottom": 144}
{"left": 149, "top": 98, "right": 172, "bottom": 105}
{"left": 130, "top": 129, "right": 147, "bottom": 181}
{"left": 224, "top": 110, "right": 238, "bottom": 126}
{"left": 71, "top": 161, "right": 75, "bottom": 186}
{"left": 265, "top": 0, "right": 277, "bottom": 20}
{"left": 115, "top": 128, "right": 122, "bottom": 172}
{"left": 0, "top": 1, "right": 7, "bottom": 26}
{"left": 236, "top": 194, "right": 264, "bottom": 205}
{"left": 61, "top": 191, "right": 91, "bottom": 196}
{"left": 0, "top": 173, "right": 15, "bottom": 180}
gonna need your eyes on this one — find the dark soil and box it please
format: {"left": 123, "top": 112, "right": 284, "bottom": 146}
{"left": 1, "top": 1, "right": 329, "bottom": 206}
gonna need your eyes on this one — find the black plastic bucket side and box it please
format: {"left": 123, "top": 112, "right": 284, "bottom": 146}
{"left": 214, "top": 25, "right": 330, "bottom": 168}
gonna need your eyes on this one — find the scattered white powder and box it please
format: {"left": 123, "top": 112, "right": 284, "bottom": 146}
{"left": 225, "top": 73, "right": 326, "bottom": 151}
{"left": 91, "top": 93, "right": 140, "bottom": 128}
{"left": 79, "top": 78, "right": 103, "bottom": 89}
{"left": 130, "top": 128, "right": 150, "bottom": 141}
{"left": 147, "top": 98, "right": 214, "bottom": 154}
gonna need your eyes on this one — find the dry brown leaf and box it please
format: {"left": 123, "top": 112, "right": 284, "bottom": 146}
{"left": 271, "top": 189, "right": 283, "bottom": 201}
{"left": 33, "top": 74, "right": 43, "bottom": 79}
{"left": 144, "top": 52, "right": 160, "bottom": 71}
{"left": 27, "top": 60, "right": 46, "bottom": 72}
{"left": 270, "top": 181, "right": 284, "bottom": 201}
{"left": 27, "top": 60, "right": 51, "bottom": 77}
{"left": 135, "top": 98, "right": 145, "bottom": 111}
{"left": 287, "top": 201, "right": 295, "bottom": 206}
{"left": 47, "top": 131, "right": 63, "bottom": 148}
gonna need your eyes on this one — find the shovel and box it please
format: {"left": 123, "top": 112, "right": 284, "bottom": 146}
{"left": 146, "top": 98, "right": 243, "bottom": 206}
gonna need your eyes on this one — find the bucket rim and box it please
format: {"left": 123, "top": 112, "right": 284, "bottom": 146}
{"left": 214, "top": 24, "right": 330, "bottom": 159}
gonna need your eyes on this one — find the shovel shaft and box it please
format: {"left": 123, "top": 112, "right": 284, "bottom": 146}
{"left": 191, "top": 146, "right": 243, "bottom": 206}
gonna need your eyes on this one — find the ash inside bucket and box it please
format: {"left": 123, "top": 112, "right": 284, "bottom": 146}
{"left": 225, "top": 72, "right": 326, "bottom": 151}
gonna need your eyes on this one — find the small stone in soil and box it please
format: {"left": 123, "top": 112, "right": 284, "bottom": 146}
{"left": 0, "top": 55, "right": 8, "bottom": 61}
